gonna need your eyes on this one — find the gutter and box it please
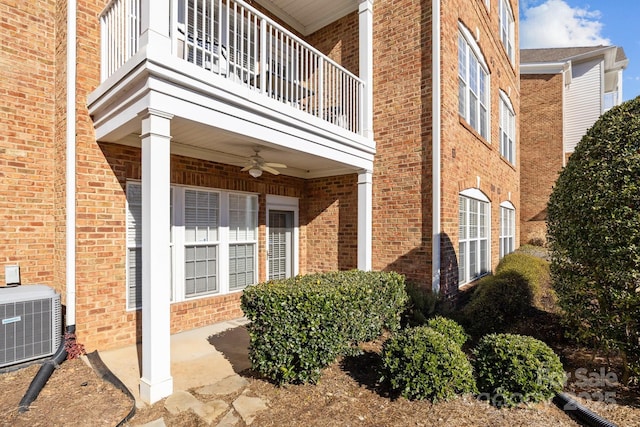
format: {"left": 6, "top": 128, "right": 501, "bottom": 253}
{"left": 431, "top": 0, "right": 441, "bottom": 293}
{"left": 66, "top": 0, "right": 77, "bottom": 329}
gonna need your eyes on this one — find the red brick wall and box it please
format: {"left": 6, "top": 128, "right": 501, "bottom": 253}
{"left": 519, "top": 73, "right": 564, "bottom": 244}
{"left": 302, "top": 175, "right": 359, "bottom": 272}
{"left": 0, "top": 1, "right": 57, "bottom": 287}
{"left": 439, "top": 0, "right": 520, "bottom": 294}
{"left": 368, "top": 0, "right": 434, "bottom": 285}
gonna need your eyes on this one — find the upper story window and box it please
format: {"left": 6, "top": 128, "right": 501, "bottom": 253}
{"left": 458, "top": 24, "right": 490, "bottom": 140}
{"left": 499, "top": 0, "right": 515, "bottom": 62}
{"left": 459, "top": 189, "right": 491, "bottom": 286}
{"left": 499, "top": 91, "right": 516, "bottom": 164}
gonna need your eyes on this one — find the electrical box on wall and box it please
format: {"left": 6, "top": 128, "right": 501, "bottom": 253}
{"left": 4, "top": 265, "right": 20, "bottom": 287}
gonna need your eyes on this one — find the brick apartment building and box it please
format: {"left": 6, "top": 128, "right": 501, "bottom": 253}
{"left": 520, "top": 46, "right": 627, "bottom": 244}
{"left": 1, "top": 0, "right": 519, "bottom": 402}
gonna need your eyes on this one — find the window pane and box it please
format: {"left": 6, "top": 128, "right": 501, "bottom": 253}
{"left": 229, "top": 243, "right": 255, "bottom": 290}
{"left": 185, "top": 189, "right": 219, "bottom": 243}
{"left": 458, "top": 242, "right": 466, "bottom": 284}
{"left": 184, "top": 244, "right": 218, "bottom": 297}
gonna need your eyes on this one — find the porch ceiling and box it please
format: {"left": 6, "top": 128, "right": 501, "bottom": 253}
{"left": 115, "top": 116, "right": 359, "bottom": 179}
{"left": 254, "top": 0, "right": 359, "bottom": 36}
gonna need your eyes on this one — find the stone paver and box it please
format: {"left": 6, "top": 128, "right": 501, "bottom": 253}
{"left": 197, "top": 375, "right": 249, "bottom": 396}
{"left": 232, "top": 393, "right": 268, "bottom": 426}
{"left": 138, "top": 418, "right": 167, "bottom": 427}
{"left": 216, "top": 409, "right": 241, "bottom": 427}
{"left": 164, "top": 391, "right": 201, "bottom": 415}
{"left": 194, "top": 399, "right": 228, "bottom": 425}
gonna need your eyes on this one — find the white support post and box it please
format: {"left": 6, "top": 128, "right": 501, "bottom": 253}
{"left": 359, "top": 0, "right": 374, "bottom": 139}
{"left": 357, "top": 169, "right": 373, "bottom": 271}
{"left": 139, "top": 108, "right": 174, "bottom": 404}
{"left": 140, "top": 0, "right": 171, "bottom": 55}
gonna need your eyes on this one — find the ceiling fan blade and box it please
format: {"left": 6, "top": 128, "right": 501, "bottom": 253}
{"left": 264, "top": 162, "right": 287, "bottom": 169}
{"left": 240, "top": 165, "right": 252, "bottom": 172}
{"left": 262, "top": 165, "right": 281, "bottom": 175}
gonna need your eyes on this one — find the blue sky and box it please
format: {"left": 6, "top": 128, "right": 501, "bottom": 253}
{"left": 520, "top": 0, "right": 640, "bottom": 101}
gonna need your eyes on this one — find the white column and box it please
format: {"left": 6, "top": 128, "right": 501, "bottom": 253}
{"left": 359, "top": 0, "right": 374, "bottom": 139}
{"left": 357, "top": 169, "right": 373, "bottom": 271}
{"left": 140, "top": 0, "right": 171, "bottom": 55}
{"left": 139, "top": 109, "right": 173, "bottom": 404}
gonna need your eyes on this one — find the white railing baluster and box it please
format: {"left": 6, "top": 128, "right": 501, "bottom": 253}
{"left": 100, "top": 0, "right": 364, "bottom": 134}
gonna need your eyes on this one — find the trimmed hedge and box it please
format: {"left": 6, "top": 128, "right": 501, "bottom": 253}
{"left": 425, "top": 316, "right": 468, "bottom": 347}
{"left": 462, "top": 252, "right": 550, "bottom": 337}
{"left": 494, "top": 252, "right": 550, "bottom": 307}
{"left": 380, "top": 326, "right": 477, "bottom": 401}
{"left": 473, "top": 333, "right": 565, "bottom": 407}
{"left": 241, "top": 270, "right": 407, "bottom": 384}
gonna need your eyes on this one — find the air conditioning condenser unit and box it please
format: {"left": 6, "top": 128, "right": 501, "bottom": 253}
{"left": 0, "top": 285, "right": 62, "bottom": 368}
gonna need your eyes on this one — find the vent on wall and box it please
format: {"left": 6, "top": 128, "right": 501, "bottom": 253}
{"left": 0, "top": 285, "right": 62, "bottom": 368}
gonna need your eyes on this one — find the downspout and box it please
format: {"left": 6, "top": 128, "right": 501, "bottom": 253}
{"left": 18, "top": 0, "right": 77, "bottom": 412}
{"left": 431, "top": 0, "right": 441, "bottom": 293}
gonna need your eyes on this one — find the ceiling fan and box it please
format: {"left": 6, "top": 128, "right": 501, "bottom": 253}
{"left": 241, "top": 147, "right": 287, "bottom": 178}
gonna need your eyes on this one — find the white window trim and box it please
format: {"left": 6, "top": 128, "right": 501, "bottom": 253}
{"left": 266, "top": 195, "right": 300, "bottom": 280}
{"left": 499, "top": 201, "right": 516, "bottom": 259}
{"left": 125, "top": 181, "right": 259, "bottom": 310}
{"left": 499, "top": 90, "right": 516, "bottom": 164}
{"left": 458, "top": 22, "right": 491, "bottom": 141}
{"left": 459, "top": 190, "right": 491, "bottom": 286}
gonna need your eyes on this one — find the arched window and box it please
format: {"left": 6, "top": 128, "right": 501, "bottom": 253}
{"left": 458, "top": 22, "right": 490, "bottom": 140}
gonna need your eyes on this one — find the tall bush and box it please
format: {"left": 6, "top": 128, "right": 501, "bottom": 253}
{"left": 547, "top": 97, "right": 640, "bottom": 381}
{"left": 241, "top": 270, "right": 407, "bottom": 384}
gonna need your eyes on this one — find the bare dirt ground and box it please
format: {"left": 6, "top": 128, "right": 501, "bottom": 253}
{"left": 1, "top": 335, "right": 638, "bottom": 427}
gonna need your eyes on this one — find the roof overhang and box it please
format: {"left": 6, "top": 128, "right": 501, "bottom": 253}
{"left": 254, "top": 0, "right": 359, "bottom": 36}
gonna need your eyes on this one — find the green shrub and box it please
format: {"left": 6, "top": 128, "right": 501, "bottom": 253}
{"left": 495, "top": 252, "right": 550, "bottom": 307}
{"left": 241, "top": 270, "right": 408, "bottom": 384}
{"left": 473, "top": 334, "right": 565, "bottom": 407}
{"left": 547, "top": 97, "right": 640, "bottom": 382}
{"left": 403, "top": 281, "right": 439, "bottom": 326}
{"left": 425, "top": 316, "right": 468, "bottom": 347}
{"left": 462, "top": 271, "right": 534, "bottom": 337}
{"left": 380, "top": 326, "right": 477, "bottom": 401}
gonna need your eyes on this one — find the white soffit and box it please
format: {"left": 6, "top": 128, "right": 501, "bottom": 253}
{"left": 254, "top": 0, "right": 359, "bottom": 36}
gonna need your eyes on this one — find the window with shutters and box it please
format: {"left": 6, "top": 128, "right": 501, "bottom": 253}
{"left": 125, "top": 181, "right": 258, "bottom": 309}
{"left": 184, "top": 188, "right": 220, "bottom": 297}
{"left": 228, "top": 193, "right": 257, "bottom": 291}
{"left": 459, "top": 190, "right": 491, "bottom": 286}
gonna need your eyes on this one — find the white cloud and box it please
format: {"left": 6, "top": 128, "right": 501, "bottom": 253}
{"left": 520, "top": 0, "right": 611, "bottom": 48}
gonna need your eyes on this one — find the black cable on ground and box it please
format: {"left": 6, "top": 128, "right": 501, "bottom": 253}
{"left": 86, "top": 350, "right": 136, "bottom": 426}
{"left": 553, "top": 392, "right": 618, "bottom": 427}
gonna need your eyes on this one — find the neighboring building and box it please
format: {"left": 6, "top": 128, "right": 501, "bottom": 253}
{"left": 0, "top": 0, "right": 519, "bottom": 402}
{"left": 520, "top": 46, "right": 628, "bottom": 244}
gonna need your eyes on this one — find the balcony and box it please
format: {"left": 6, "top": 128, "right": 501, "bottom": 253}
{"left": 89, "top": 0, "right": 374, "bottom": 177}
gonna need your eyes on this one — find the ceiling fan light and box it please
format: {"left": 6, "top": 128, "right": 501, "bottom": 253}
{"left": 248, "top": 167, "right": 262, "bottom": 178}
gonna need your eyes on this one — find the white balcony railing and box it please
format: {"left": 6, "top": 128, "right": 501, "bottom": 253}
{"left": 100, "top": 0, "right": 364, "bottom": 135}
